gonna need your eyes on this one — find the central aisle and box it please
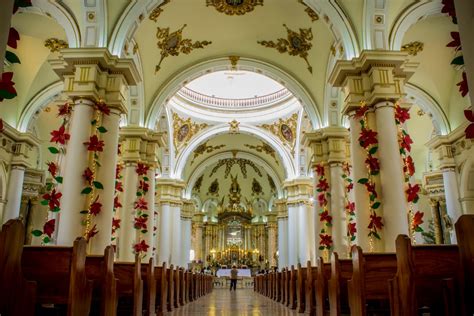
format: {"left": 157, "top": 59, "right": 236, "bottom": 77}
{"left": 165, "top": 288, "right": 298, "bottom": 315}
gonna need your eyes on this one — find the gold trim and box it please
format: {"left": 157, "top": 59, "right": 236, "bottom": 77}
{"left": 229, "top": 56, "right": 240, "bottom": 70}
{"left": 149, "top": 0, "right": 171, "bottom": 22}
{"left": 229, "top": 119, "right": 240, "bottom": 134}
{"left": 258, "top": 113, "right": 298, "bottom": 152}
{"left": 44, "top": 38, "right": 68, "bottom": 52}
{"left": 257, "top": 24, "right": 314, "bottom": 73}
{"left": 401, "top": 41, "right": 424, "bottom": 56}
{"left": 191, "top": 141, "right": 226, "bottom": 164}
{"left": 173, "top": 112, "right": 209, "bottom": 153}
{"left": 297, "top": 0, "right": 319, "bottom": 22}
{"left": 210, "top": 158, "right": 262, "bottom": 178}
{"left": 244, "top": 142, "right": 279, "bottom": 165}
{"left": 155, "top": 24, "right": 212, "bottom": 73}
{"left": 206, "top": 0, "right": 263, "bottom": 16}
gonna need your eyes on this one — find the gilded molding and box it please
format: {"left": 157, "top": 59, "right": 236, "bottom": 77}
{"left": 229, "top": 120, "right": 240, "bottom": 133}
{"left": 401, "top": 41, "right": 424, "bottom": 56}
{"left": 173, "top": 112, "right": 208, "bottom": 153}
{"left": 191, "top": 141, "right": 226, "bottom": 164}
{"left": 148, "top": 0, "right": 171, "bottom": 22}
{"left": 258, "top": 113, "right": 298, "bottom": 152}
{"left": 297, "top": 0, "right": 319, "bottom": 22}
{"left": 229, "top": 56, "right": 240, "bottom": 70}
{"left": 155, "top": 24, "right": 212, "bottom": 73}
{"left": 258, "top": 24, "right": 314, "bottom": 73}
{"left": 44, "top": 38, "right": 68, "bottom": 52}
{"left": 206, "top": 0, "right": 263, "bottom": 16}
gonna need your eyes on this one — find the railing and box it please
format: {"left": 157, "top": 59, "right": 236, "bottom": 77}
{"left": 177, "top": 86, "right": 292, "bottom": 109}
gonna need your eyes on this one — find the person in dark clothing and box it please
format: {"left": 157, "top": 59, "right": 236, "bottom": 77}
{"left": 230, "top": 265, "right": 238, "bottom": 291}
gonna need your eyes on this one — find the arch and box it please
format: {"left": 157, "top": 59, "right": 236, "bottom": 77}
{"left": 30, "top": 0, "right": 81, "bottom": 47}
{"left": 405, "top": 83, "right": 451, "bottom": 135}
{"left": 145, "top": 57, "right": 322, "bottom": 130}
{"left": 389, "top": 0, "right": 443, "bottom": 50}
{"left": 17, "top": 81, "right": 63, "bottom": 132}
{"left": 184, "top": 151, "right": 284, "bottom": 199}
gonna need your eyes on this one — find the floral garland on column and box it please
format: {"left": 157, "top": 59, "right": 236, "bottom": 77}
{"left": 31, "top": 102, "right": 72, "bottom": 243}
{"left": 133, "top": 162, "right": 150, "bottom": 255}
{"left": 111, "top": 158, "right": 123, "bottom": 242}
{"left": 342, "top": 162, "right": 356, "bottom": 245}
{"left": 81, "top": 101, "right": 110, "bottom": 241}
{"left": 315, "top": 163, "right": 333, "bottom": 251}
{"left": 394, "top": 105, "right": 424, "bottom": 237}
{"left": 354, "top": 104, "right": 384, "bottom": 241}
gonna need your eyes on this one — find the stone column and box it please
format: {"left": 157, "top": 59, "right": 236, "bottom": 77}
{"left": 2, "top": 165, "right": 25, "bottom": 224}
{"left": 117, "top": 163, "right": 138, "bottom": 261}
{"left": 429, "top": 198, "right": 443, "bottom": 245}
{"left": 329, "top": 163, "right": 348, "bottom": 256}
{"left": 329, "top": 50, "right": 418, "bottom": 251}
{"left": 286, "top": 204, "right": 298, "bottom": 266}
{"left": 192, "top": 213, "right": 204, "bottom": 262}
{"left": 266, "top": 213, "right": 278, "bottom": 267}
{"left": 144, "top": 168, "right": 156, "bottom": 260}
{"left": 277, "top": 208, "right": 288, "bottom": 268}
{"left": 181, "top": 199, "right": 194, "bottom": 267}
{"left": 442, "top": 168, "right": 462, "bottom": 243}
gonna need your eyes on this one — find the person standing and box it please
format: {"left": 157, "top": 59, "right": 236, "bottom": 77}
{"left": 230, "top": 265, "right": 238, "bottom": 291}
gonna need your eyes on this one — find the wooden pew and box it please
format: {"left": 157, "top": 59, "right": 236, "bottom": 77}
{"left": 178, "top": 268, "right": 185, "bottom": 306}
{"left": 281, "top": 268, "right": 289, "bottom": 306}
{"left": 347, "top": 246, "right": 397, "bottom": 316}
{"left": 173, "top": 266, "right": 180, "bottom": 308}
{"left": 305, "top": 261, "right": 318, "bottom": 316}
{"left": 22, "top": 237, "right": 93, "bottom": 315}
{"left": 276, "top": 271, "right": 282, "bottom": 302}
{"left": 455, "top": 214, "right": 474, "bottom": 315}
{"left": 114, "top": 256, "right": 143, "bottom": 316}
{"left": 389, "top": 234, "right": 461, "bottom": 316}
{"left": 0, "top": 219, "right": 36, "bottom": 316}
{"left": 166, "top": 264, "right": 174, "bottom": 311}
{"left": 85, "top": 245, "right": 117, "bottom": 316}
{"left": 328, "top": 253, "right": 352, "bottom": 316}
{"left": 153, "top": 263, "right": 168, "bottom": 315}
{"left": 288, "top": 265, "right": 297, "bottom": 309}
{"left": 140, "top": 258, "right": 156, "bottom": 316}
{"left": 296, "top": 263, "right": 307, "bottom": 313}
{"left": 315, "top": 257, "right": 331, "bottom": 316}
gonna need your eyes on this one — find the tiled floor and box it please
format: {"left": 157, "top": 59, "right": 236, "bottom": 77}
{"left": 165, "top": 289, "right": 299, "bottom": 316}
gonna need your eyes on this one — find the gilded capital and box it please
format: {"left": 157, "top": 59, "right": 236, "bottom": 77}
{"left": 283, "top": 178, "right": 313, "bottom": 206}
{"left": 119, "top": 127, "right": 165, "bottom": 164}
{"left": 303, "top": 126, "right": 350, "bottom": 166}
{"left": 155, "top": 178, "right": 185, "bottom": 206}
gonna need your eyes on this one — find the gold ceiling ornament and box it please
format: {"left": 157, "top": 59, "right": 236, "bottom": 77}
{"left": 229, "top": 120, "right": 240, "bottom": 133}
{"left": 401, "top": 41, "right": 424, "bottom": 56}
{"left": 149, "top": 0, "right": 171, "bottom": 22}
{"left": 191, "top": 141, "right": 226, "bottom": 164}
{"left": 251, "top": 178, "right": 263, "bottom": 195}
{"left": 257, "top": 24, "right": 314, "bottom": 73}
{"left": 244, "top": 142, "right": 279, "bottom": 165}
{"left": 44, "top": 38, "right": 68, "bottom": 52}
{"left": 258, "top": 113, "right": 298, "bottom": 151}
{"left": 210, "top": 158, "right": 262, "bottom": 178}
{"left": 297, "top": 0, "right": 319, "bottom": 22}
{"left": 193, "top": 174, "right": 204, "bottom": 192}
{"left": 155, "top": 24, "right": 212, "bottom": 73}
{"left": 172, "top": 112, "right": 209, "bottom": 152}
{"left": 229, "top": 56, "right": 240, "bottom": 70}
{"left": 208, "top": 178, "right": 220, "bottom": 196}
{"left": 206, "top": 0, "right": 263, "bottom": 16}
{"left": 267, "top": 174, "right": 276, "bottom": 193}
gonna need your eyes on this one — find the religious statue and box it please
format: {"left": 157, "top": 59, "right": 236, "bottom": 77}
{"left": 228, "top": 174, "right": 241, "bottom": 205}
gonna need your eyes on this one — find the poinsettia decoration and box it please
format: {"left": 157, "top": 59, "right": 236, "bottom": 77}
{"left": 355, "top": 103, "right": 384, "bottom": 240}
{"left": 342, "top": 162, "right": 356, "bottom": 244}
{"left": 315, "top": 163, "right": 333, "bottom": 251}
{"left": 464, "top": 109, "right": 474, "bottom": 139}
{"left": 32, "top": 103, "right": 72, "bottom": 244}
{"left": 111, "top": 162, "right": 123, "bottom": 242}
{"left": 394, "top": 104, "right": 425, "bottom": 235}
{"left": 133, "top": 163, "right": 151, "bottom": 255}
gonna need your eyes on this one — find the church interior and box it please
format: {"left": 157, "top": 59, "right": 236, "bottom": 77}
{"left": 0, "top": 0, "right": 473, "bottom": 315}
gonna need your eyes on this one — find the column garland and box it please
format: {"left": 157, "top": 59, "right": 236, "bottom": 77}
{"left": 342, "top": 162, "right": 356, "bottom": 244}
{"left": 111, "top": 159, "right": 123, "bottom": 242}
{"left": 354, "top": 103, "right": 384, "bottom": 240}
{"left": 133, "top": 162, "right": 150, "bottom": 255}
{"left": 394, "top": 105, "right": 425, "bottom": 237}
{"left": 315, "top": 163, "right": 333, "bottom": 251}
{"left": 81, "top": 101, "right": 110, "bottom": 241}
{"left": 31, "top": 102, "right": 72, "bottom": 244}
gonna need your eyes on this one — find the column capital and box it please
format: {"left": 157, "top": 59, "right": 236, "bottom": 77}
{"left": 181, "top": 198, "right": 195, "bottom": 219}
{"left": 49, "top": 48, "right": 140, "bottom": 113}
{"left": 329, "top": 50, "right": 418, "bottom": 114}
{"left": 156, "top": 178, "right": 185, "bottom": 206}
{"left": 283, "top": 178, "right": 313, "bottom": 206}
{"left": 119, "top": 127, "right": 165, "bottom": 164}
{"left": 303, "top": 126, "right": 350, "bottom": 166}
{"left": 426, "top": 127, "right": 468, "bottom": 170}
{"left": 422, "top": 171, "right": 446, "bottom": 198}
{"left": 1, "top": 122, "right": 40, "bottom": 168}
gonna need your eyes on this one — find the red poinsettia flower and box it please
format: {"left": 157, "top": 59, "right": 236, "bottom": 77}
{"left": 43, "top": 219, "right": 55, "bottom": 237}
{"left": 114, "top": 196, "right": 122, "bottom": 209}
{"left": 134, "top": 197, "right": 148, "bottom": 210}
{"left": 84, "top": 135, "right": 105, "bottom": 152}
{"left": 317, "top": 179, "right": 329, "bottom": 192}
{"left": 315, "top": 164, "right": 325, "bottom": 177}
{"left": 345, "top": 202, "right": 355, "bottom": 215}
{"left": 441, "top": 0, "right": 457, "bottom": 22}
{"left": 89, "top": 196, "right": 102, "bottom": 216}
{"left": 364, "top": 182, "right": 378, "bottom": 198}
{"left": 46, "top": 162, "right": 58, "bottom": 178}
{"left": 0, "top": 119, "right": 3, "bottom": 132}
{"left": 319, "top": 210, "right": 333, "bottom": 224}
{"left": 115, "top": 164, "right": 123, "bottom": 179}
{"left": 95, "top": 102, "right": 111, "bottom": 115}
{"left": 347, "top": 222, "right": 357, "bottom": 236}
{"left": 115, "top": 181, "right": 123, "bottom": 192}
{"left": 42, "top": 189, "right": 62, "bottom": 211}
{"left": 355, "top": 105, "right": 369, "bottom": 118}
{"left": 457, "top": 72, "right": 469, "bottom": 97}
{"left": 0, "top": 72, "right": 17, "bottom": 101}
{"left": 86, "top": 224, "right": 98, "bottom": 240}
{"left": 400, "top": 134, "right": 413, "bottom": 152}
{"left": 395, "top": 106, "right": 410, "bottom": 124}
{"left": 139, "top": 180, "right": 149, "bottom": 193}
{"left": 50, "top": 125, "right": 70, "bottom": 145}
{"left": 359, "top": 128, "right": 378, "bottom": 149}
{"left": 133, "top": 240, "right": 150, "bottom": 253}
{"left": 318, "top": 193, "right": 327, "bottom": 206}
{"left": 117, "top": 144, "right": 122, "bottom": 155}
{"left": 82, "top": 167, "right": 94, "bottom": 184}
{"left": 57, "top": 103, "right": 72, "bottom": 117}
{"left": 406, "top": 183, "right": 420, "bottom": 203}
{"left": 412, "top": 211, "right": 424, "bottom": 229}
{"left": 319, "top": 234, "right": 333, "bottom": 248}
{"left": 342, "top": 162, "right": 351, "bottom": 174}
{"left": 368, "top": 213, "right": 383, "bottom": 230}
{"left": 134, "top": 216, "right": 148, "bottom": 230}
{"left": 8, "top": 28, "right": 20, "bottom": 49}
{"left": 447, "top": 32, "right": 461, "bottom": 51}
{"left": 346, "top": 182, "right": 354, "bottom": 192}
{"left": 465, "top": 109, "right": 474, "bottom": 139}
{"left": 112, "top": 218, "right": 121, "bottom": 233}
{"left": 136, "top": 163, "right": 149, "bottom": 176}
{"left": 365, "top": 155, "right": 380, "bottom": 174}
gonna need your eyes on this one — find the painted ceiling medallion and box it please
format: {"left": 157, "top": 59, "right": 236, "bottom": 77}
{"left": 155, "top": 24, "right": 212, "bottom": 73}
{"left": 258, "top": 24, "right": 314, "bottom": 73}
{"left": 206, "top": 0, "right": 263, "bottom": 16}
{"left": 259, "top": 113, "right": 298, "bottom": 152}
{"left": 172, "top": 112, "right": 209, "bottom": 152}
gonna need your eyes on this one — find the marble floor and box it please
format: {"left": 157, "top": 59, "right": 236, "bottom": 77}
{"left": 164, "top": 289, "right": 299, "bottom": 316}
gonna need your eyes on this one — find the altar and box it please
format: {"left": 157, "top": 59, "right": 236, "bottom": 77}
{"left": 216, "top": 268, "right": 252, "bottom": 278}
